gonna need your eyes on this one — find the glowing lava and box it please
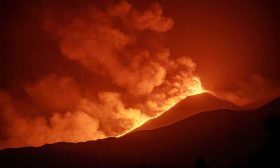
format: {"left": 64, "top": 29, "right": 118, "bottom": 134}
{"left": 118, "top": 76, "right": 206, "bottom": 137}
{"left": 187, "top": 77, "right": 206, "bottom": 96}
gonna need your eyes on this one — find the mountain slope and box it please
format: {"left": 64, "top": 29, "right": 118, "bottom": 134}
{"left": 0, "top": 97, "right": 279, "bottom": 168}
{"left": 243, "top": 94, "right": 280, "bottom": 110}
{"left": 135, "top": 92, "right": 239, "bottom": 131}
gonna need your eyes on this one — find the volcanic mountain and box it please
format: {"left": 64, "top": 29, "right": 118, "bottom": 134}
{"left": 0, "top": 97, "right": 279, "bottom": 168}
{"left": 135, "top": 92, "right": 239, "bottom": 131}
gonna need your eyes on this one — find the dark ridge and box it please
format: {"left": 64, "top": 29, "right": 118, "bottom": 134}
{"left": 135, "top": 92, "right": 240, "bottom": 131}
{"left": 0, "top": 97, "right": 279, "bottom": 168}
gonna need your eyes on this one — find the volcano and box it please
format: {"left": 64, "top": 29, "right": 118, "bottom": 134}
{"left": 1, "top": 97, "right": 279, "bottom": 168}
{"left": 134, "top": 92, "right": 240, "bottom": 131}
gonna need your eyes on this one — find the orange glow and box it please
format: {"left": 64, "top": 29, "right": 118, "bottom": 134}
{"left": 118, "top": 76, "right": 206, "bottom": 137}
{"left": 187, "top": 77, "right": 206, "bottom": 96}
{"left": 0, "top": 0, "right": 210, "bottom": 149}
{"left": 1, "top": 0, "right": 280, "bottom": 151}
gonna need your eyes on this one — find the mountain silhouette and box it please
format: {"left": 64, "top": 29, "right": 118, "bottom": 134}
{"left": 243, "top": 94, "right": 280, "bottom": 110}
{"left": 0, "top": 97, "right": 279, "bottom": 168}
{"left": 135, "top": 92, "right": 239, "bottom": 131}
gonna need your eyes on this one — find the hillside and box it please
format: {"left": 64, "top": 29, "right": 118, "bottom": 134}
{"left": 135, "top": 92, "right": 239, "bottom": 131}
{"left": 0, "top": 97, "right": 279, "bottom": 168}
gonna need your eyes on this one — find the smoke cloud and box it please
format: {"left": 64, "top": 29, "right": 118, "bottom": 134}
{"left": 44, "top": 0, "right": 175, "bottom": 96}
{"left": 0, "top": 0, "right": 203, "bottom": 149}
{"left": 216, "top": 74, "right": 280, "bottom": 106}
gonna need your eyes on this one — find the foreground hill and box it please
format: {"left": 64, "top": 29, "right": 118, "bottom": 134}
{"left": 0, "top": 97, "right": 279, "bottom": 168}
{"left": 135, "top": 92, "right": 239, "bottom": 131}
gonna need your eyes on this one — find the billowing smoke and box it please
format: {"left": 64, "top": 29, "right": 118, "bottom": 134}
{"left": 0, "top": 1, "right": 204, "bottom": 149}
{"left": 44, "top": 1, "right": 174, "bottom": 97}
{"left": 216, "top": 74, "right": 280, "bottom": 106}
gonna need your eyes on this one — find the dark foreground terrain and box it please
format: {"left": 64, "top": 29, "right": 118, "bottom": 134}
{"left": 135, "top": 92, "right": 239, "bottom": 131}
{"left": 0, "top": 97, "right": 279, "bottom": 168}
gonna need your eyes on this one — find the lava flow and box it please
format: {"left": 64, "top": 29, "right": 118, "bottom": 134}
{"left": 118, "top": 76, "right": 206, "bottom": 137}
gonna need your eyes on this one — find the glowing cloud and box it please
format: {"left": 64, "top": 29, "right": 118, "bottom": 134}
{"left": 0, "top": 0, "right": 205, "bottom": 149}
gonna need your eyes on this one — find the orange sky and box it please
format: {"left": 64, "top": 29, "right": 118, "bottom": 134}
{"left": 1, "top": 0, "right": 280, "bottom": 101}
{"left": 0, "top": 0, "right": 280, "bottom": 148}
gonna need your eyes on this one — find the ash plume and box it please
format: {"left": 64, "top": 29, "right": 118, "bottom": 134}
{"left": 0, "top": 0, "right": 203, "bottom": 149}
